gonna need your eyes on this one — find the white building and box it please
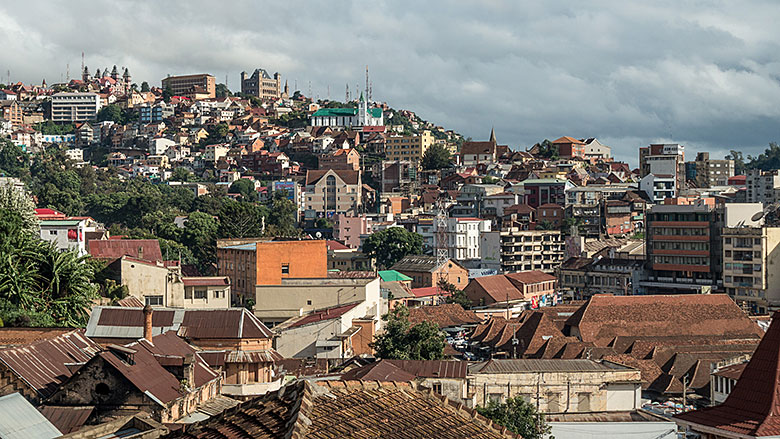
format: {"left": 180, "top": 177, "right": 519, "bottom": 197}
{"left": 640, "top": 173, "right": 676, "bottom": 203}
{"left": 148, "top": 137, "right": 176, "bottom": 155}
{"left": 435, "top": 217, "right": 491, "bottom": 261}
{"left": 204, "top": 143, "right": 230, "bottom": 162}
{"left": 746, "top": 169, "right": 780, "bottom": 204}
{"left": 310, "top": 95, "right": 383, "bottom": 128}
{"left": 39, "top": 217, "right": 102, "bottom": 256}
{"left": 583, "top": 138, "right": 612, "bottom": 161}
{"left": 51, "top": 92, "right": 102, "bottom": 123}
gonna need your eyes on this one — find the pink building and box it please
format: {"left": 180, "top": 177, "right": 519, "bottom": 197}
{"left": 333, "top": 214, "right": 372, "bottom": 249}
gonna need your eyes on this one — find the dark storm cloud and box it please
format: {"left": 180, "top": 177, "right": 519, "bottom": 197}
{"left": 3, "top": 0, "right": 780, "bottom": 166}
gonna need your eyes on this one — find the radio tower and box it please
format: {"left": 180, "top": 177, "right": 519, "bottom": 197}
{"left": 345, "top": 83, "right": 349, "bottom": 102}
{"left": 435, "top": 200, "right": 450, "bottom": 293}
{"left": 365, "top": 65, "right": 370, "bottom": 102}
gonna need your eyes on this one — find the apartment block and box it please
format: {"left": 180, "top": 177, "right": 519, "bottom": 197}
{"left": 499, "top": 228, "right": 565, "bottom": 273}
{"left": 385, "top": 130, "right": 434, "bottom": 162}
{"left": 640, "top": 199, "right": 723, "bottom": 294}
{"left": 304, "top": 169, "right": 362, "bottom": 217}
{"left": 723, "top": 226, "right": 780, "bottom": 314}
{"left": 51, "top": 92, "right": 102, "bottom": 123}
{"left": 161, "top": 73, "right": 216, "bottom": 99}
{"left": 434, "top": 217, "right": 491, "bottom": 261}
{"left": 686, "top": 152, "right": 735, "bottom": 188}
{"left": 746, "top": 169, "right": 780, "bottom": 204}
{"left": 639, "top": 143, "right": 685, "bottom": 203}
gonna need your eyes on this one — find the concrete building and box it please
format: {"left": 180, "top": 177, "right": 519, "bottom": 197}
{"left": 746, "top": 169, "right": 780, "bottom": 204}
{"left": 319, "top": 147, "right": 360, "bottom": 171}
{"left": 687, "top": 152, "right": 735, "bottom": 188}
{"left": 240, "top": 68, "right": 281, "bottom": 100}
{"left": 216, "top": 239, "right": 328, "bottom": 304}
{"left": 161, "top": 74, "right": 216, "bottom": 99}
{"left": 639, "top": 143, "right": 685, "bottom": 203}
{"left": 304, "top": 169, "right": 362, "bottom": 217}
{"left": 384, "top": 130, "right": 434, "bottom": 163}
{"left": 36, "top": 211, "right": 103, "bottom": 256}
{"left": 51, "top": 92, "right": 102, "bottom": 123}
{"left": 464, "top": 270, "right": 557, "bottom": 307}
{"left": 522, "top": 179, "right": 571, "bottom": 208}
{"left": 310, "top": 96, "right": 383, "bottom": 128}
{"left": 582, "top": 137, "right": 612, "bottom": 161}
{"left": 559, "top": 257, "right": 645, "bottom": 298}
{"left": 552, "top": 136, "right": 586, "bottom": 159}
{"left": 390, "top": 255, "right": 469, "bottom": 290}
{"left": 332, "top": 214, "right": 371, "bottom": 249}
{"left": 641, "top": 198, "right": 723, "bottom": 294}
{"left": 723, "top": 224, "right": 780, "bottom": 314}
{"left": 468, "top": 359, "right": 642, "bottom": 411}
{"left": 380, "top": 160, "right": 417, "bottom": 193}
{"left": 434, "top": 217, "right": 491, "bottom": 261}
{"left": 498, "top": 228, "right": 565, "bottom": 273}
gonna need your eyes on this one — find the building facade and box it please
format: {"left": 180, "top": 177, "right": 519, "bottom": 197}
{"left": 240, "top": 68, "right": 281, "bottom": 100}
{"left": 304, "top": 169, "right": 362, "bottom": 217}
{"left": 722, "top": 226, "right": 780, "bottom": 314}
{"left": 161, "top": 74, "right": 216, "bottom": 99}
{"left": 499, "top": 228, "right": 565, "bottom": 273}
{"left": 385, "top": 130, "right": 434, "bottom": 163}
{"left": 746, "top": 169, "right": 780, "bottom": 204}
{"left": 687, "top": 152, "right": 735, "bottom": 188}
{"left": 51, "top": 92, "right": 102, "bottom": 123}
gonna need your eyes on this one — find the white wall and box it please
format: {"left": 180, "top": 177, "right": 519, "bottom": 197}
{"left": 548, "top": 421, "right": 676, "bottom": 439}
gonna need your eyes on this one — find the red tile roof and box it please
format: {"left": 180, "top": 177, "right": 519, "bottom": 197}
{"left": 326, "top": 240, "right": 350, "bottom": 251}
{"left": 409, "top": 286, "right": 447, "bottom": 298}
{"left": 552, "top": 136, "right": 585, "bottom": 145}
{"left": 408, "top": 304, "right": 482, "bottom": 328}
{"left": 675, "top": 310, "right": 780, "bottom": 436}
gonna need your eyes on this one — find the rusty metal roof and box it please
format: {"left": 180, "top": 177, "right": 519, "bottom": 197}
{"left": 0, "top": 330, "right": 100, "bottom": 399}
{"left": 469, "top": 359, "right": 632, "bottom": 374}
{"left": 386, "top": 359, "right": 469, "bottom": 379}
{"left": 0, "top": 328, "right": 73, "bottom": 348}
{"left": 88, "top": 239, "right": 163, "bottom": 262}
{"left": 37, "top": 406, "right": 93, "bottom": 435}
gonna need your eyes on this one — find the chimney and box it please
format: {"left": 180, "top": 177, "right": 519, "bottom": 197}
{"left": 143, "top": 304, "right": 153, "bottom": 343}
{"left": 137, "top": 245, "right": 144, "bottom": 260}
{"left": 183, "top": 354, "right": 195, "bottom": 389}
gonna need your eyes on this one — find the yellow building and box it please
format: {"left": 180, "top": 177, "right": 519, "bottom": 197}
{"left": 385, "top": 130, "right": 434, "bottom": 163}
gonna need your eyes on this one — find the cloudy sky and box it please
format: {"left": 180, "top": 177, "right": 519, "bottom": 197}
{"left": 3, "top": 0, "right": 780, "bottom": 166}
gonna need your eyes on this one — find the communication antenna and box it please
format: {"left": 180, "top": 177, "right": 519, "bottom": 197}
{"left": 308, "top": 81, "right": 311, "bottom": 99}
{"left": 327, "top": 84, "right": 330, "bottom": 100}
{"left": 365, "top": 65, "right": 369, "bottom": 101}
{"left": 81, "top": 52, "right": 85, "bottom": 77}
{"left": 435, "top": 199, "right": 450, "bottom": 296}
{"left": 66, "top": 63, "right": 70, "bottom": 81}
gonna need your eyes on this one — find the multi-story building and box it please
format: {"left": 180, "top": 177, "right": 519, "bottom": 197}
{"left": 304, "top": 169, "right": 362, "bottom": 218}
{"left": 161, "top": 73, "right": 216, "bottom": 99}
{"left": 384, "top": 130, "right": 434, "bottom": 163}
{"left": 332, "top": 214, "right": 372, "bottom": 249}
{"left": 310, "top": 96, "right": 383, "bottom": 127}
{"left": 380, "top": 160, "right": 417, "bottom": 193}
{"left": 434, "top": 217, "right": 491, "bottom": 262}
{"left": 746, "top": 169, "right": 780, "bottom": 204}
{"left": 0, "top": 99, "right": 22, "bottom": 127}
{"left": 582, "top": 137, "right": 612, "bottom": 161}
{"left": 559, "top": 257, "right": 645, "bottom": 298}
{"left": 240, "top": 68, "right": 281, "bottom": 100}
{"left": 604, "top": 200, "right": 634, "bottom": 236}
{"left": 686, "top": 152, "right": 735, "bottom": 188}
{"left": 639, "top": 143, "right": 685, "bottom": 202}
{"left": 498, "top": 228, "right": 565, "bottom": 273}
{"left": 451, "top": 184, "right": 505, "bottom": 217}
{"left": 319, "top": 147, "right": 360, "bottom": 171}
{"left": 138, "top": 102, "right": 174, "bottom": 124}
{"left": 522, "top": 179, "right": 571, "bottom": 208}
{"left": 640, "top": 198, "right": 723, "bottom": 294}
{"left": 722, "top": 225, "right": 780, "bottom": 314}
{"left": 51, "top": 92, "right": 102, "bottom": 123}
{"left": 552, "top": 136, "right": 586, "bottom": 159}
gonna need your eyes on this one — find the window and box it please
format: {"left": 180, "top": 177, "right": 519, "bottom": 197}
{"left": 49, "top": 230, "right": 58, "bottom": 235}
{"left": 577, "top": 393, "right": 591, "bottom": 412}
{"left": 194, "top": 288, "right": 207, "bottom": 299}
{"left": 145, "top": 295, "right": 163, "bottom": 306}
{"left": 281, "top": 264, "right": 290, "bottom": 274}
{"left": 488, "top": 393, "right": 503, "bottom": 404}
{"left": 185, "top": 289, "right": 192, "bottom": 299}
{"left": 547, "top": 393, "right": 560, "bottom": 412}
{"left": 432, "top": 382, "right": 442, "bottom": 394}
{"left": 307, "top": 300, "right": 312, "bottom": 305}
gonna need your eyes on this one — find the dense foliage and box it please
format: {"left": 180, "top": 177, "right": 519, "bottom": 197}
{"left": 371, "top": 304, "right": 445, "bottom": 360}
{"left": 475, "top": 396, "right": 552, "bottom": 439}
{"left": 422, "top": 143, "right": 452, "bottom": 170}
{"left": 362, "top": 227, "right": 423, "bottom": 269}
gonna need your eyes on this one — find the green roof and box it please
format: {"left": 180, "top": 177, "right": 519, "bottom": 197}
{"left": 369, "top": 108, "right": 383, "bottom": 118}
{"left": 378, "top": 270, "right": 412, "bottom": 282}
{"left": 40, "top": 219, "right": 82, "bottom": 226}
{"left": 312, "top": 107, "right": 383, "bottom": 118}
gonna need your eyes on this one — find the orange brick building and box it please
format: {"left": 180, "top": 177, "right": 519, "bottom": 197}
{"left": 217, "top": 239, "right": 328, "bottom": 304}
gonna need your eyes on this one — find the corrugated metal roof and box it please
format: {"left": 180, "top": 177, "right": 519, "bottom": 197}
{"left": 386, "top": 359, "right": 469, "bottom": 378}
{"left": 0, "top": 393, "right": 62, "bottom": 439}
{"left": 37, "top": 406, "right": 93, "bottom": 435}
{"left": 0, "top": 330, "right": 100, "bottom": 399}
{"left": 469, "top": 359, "right": 629, "bottom": 374}
{"left": 88, "top": 239, "right": 163, "bottom": 262}
{"left": 182, "top": 277, "right": 229, "bottom": 287}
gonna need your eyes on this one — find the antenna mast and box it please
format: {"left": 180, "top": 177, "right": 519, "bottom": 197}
{"left": 345, "top": 83, "right": 349, "bottom": 102}
{"left": 365, "top": 65, "right": 369, "bottom": 102}
{"left": 435, "top": 199, "right": 450, "bottom": 293}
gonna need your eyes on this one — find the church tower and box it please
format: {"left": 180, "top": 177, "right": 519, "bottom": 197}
{"left": 489, "top": 127, "right": 497, "bottom": 144}
{"left": 358, "top": 92, "right": 368, "bottom": 126}
{"left": 123, "top": 68, "right": 132, "bottom": 95}
{"left": 111, "top": 65, "right": 119, "bottom": 80}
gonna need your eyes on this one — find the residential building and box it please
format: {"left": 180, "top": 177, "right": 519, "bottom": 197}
{"left": 304, "top": 169, "right": 362, "bottom": 217}
{"left": 604, "top": 200, "right": 634, "bottom": 236}
{"left": 51, "top": 92, "right": 102, "bottom": 123}
{"left": 537, "top": 203, "right": 564, "bottom": 228}
{"left": 327, "top": 247, "right": 374, "bottom": 272}
{"left": 674, "top": 310, "right": 780, "bottom": 438}
{"left": 36, "top": 210, "right": 103, "bottom": 256}
{"left": 709, "top": 357, "right": 748, "bottom": 405}
{"left": 559, "top": 257, "right": 645, "bottom": 298}
{"left": 641, "top": 198, "right": 723, "bottom": 294}
{"left": 203, "top": 143, "right": 230, "bottom": 163}
{"left": 319, "top": 147, "right": 360, "bottom": 171}
{"left": 640, "top": 173, "right": 677, "bottom": 203}
{"left": 434, "top": 217, "right": 491, "bottom": 261}
{"left": 240, "top": 68, "right": 281, "bottom": 100}
{"left": 468, "top": 359, "right": 642, "bottom": 411}
{"left": 463, "top": 270, "right": 557, "bottom": 307}
{"left": 380, "top": 159, "right": 417, "bottom": 193}
{"left": 332, "top": 214, "right": 371, "bottom": 249}
{"left": 137, "top": 102, "right": 174, "bottom": 124}
{"left": 523, "top": 179, "right": 571, "bottom": 208}
{"left": 161, "top": 74, "right": 216, "bottom": 99}
{"left": 687, "top": 152, "right": 735, "bottom": 188}
{"left": 639, "top": 143, "right": 685, "bottom": 202}
{"left": 722, "top": 225, "right": 780, "bottom": 314}
{"left": 552, "top": 136, "right": 586, "bottom": 159}
{"left": 390, "top": 255, "right": 469, "bottom": 290}
{"left": 0, "top": 99, "right": 22, "bottom": 126}
{"left": 582, "top": 137, "right": 612, "bottom": 161}
{"left": 451, "top": 184, "right": 505, "bottom": 217}
{"left": 498, "top": 228, "right": 565, "bottom": 273}
{"left": 460, "top": 130, "right": 501, "bottom": 166}
{"left": 746, "top": 169, "right": 780, "bottom": 204}
{"left": 216, "top": 239, "right": 328, "bottom": 303}
{"left": 385, "top": 130, "right": 434, "bottom": 162}
{"left": 163, "top": 380, "right": 519, "bottom": 439}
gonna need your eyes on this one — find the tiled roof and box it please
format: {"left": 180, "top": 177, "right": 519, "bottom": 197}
{"left": 305, "top": 169, "right": 359, "bottom": 185}
{"left": 408, "top": 304, "right": 482, "bottom": 328}
{"left": 181, "top": 276, "right": 229, "bottom": 287}
{"left": 552, "top": 136, "right": 585, "bottom": 144}
{"left": 468, "top": 274, "right": 523, "bottom": 302}
{"left": 342, "top": 359, "right": 469, "bottom": 381}
{"left": 167, "top": 380, "right": 519, "bottom": 438}
{"left": 88, "top": 239, "right": 163, "bottom": 262}
{"left": 0, "top": 330, "right": 100, "bottom": 399}
{"left": 460, "top": 141, "right": 496, "bottom": 156}
{"left": 409, "top": 286, "right": 447, "bottom": 298}
{"left": 675, "top": 310, "right": 780, "bottom": 436}
{"left": 340, "top": 360, "right": 417, "bottom": 382}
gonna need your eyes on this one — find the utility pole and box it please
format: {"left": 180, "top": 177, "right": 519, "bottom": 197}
{"left": 682, "top": 374, "right": 688, "bottom": 412}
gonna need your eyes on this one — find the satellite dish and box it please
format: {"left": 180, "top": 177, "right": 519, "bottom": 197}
{"left": 752, "top": 211, "right": 765, "bottom": 222}
{"left": 315, "top": 231, "right": 322, "bottom": 238}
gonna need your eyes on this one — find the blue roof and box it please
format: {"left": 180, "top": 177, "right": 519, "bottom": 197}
{"left": 224, "top": 243, "right": 257, "bottom": 251}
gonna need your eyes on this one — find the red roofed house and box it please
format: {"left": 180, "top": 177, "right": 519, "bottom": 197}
{"left": 553, "top": 136, "right": 586, "bottom": 159}
{"left": 36, "top": 208, "right": 105, "bottom": 256}
{"left": 463, "top": 271, "right": 557, "bottom": 307}
{"left": 319, "top": 147, "right": 360, "bottom": 171}
{"left": 675, "top": 310, "right": 780, "bottom": 438}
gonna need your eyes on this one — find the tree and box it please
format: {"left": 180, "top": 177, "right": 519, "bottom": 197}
{"left": 745, "top": 143, "right": 780, "bottom": 172}
{"left": 535, "top": 220, "right": 554, "bottom": 230}
{"left": 228, "top": 179, "right": 256, "bottom": 201}
{"left": 170, "top": 167, "right": 194, "bottom": 182}
{"left": 162, "top": 86, "right": 173, "bottom": 103}
{"left": 725, "top": 150, "right": 746, "bottom": 175}
{"left": 421, "top": 143, "right": 452, "bottom": 170}
{"left": 363, "top": 227, "right": 423, "bottom": 269}
{"left": 440, "top": 279, "right": 472, "bottom": 308}
{"left": 371, "top": 304, "right": 445, "bottom": 360}
{"left": 265, "top": 192, "right": 298, "bottom": 237}
{"left": 97, "top": 104, "right": 124, "bottom": 124}
{"left": 475, "top": 396, "right": 552, "bottom": 439}
{"left": 140, "top": 81, "right": 150, "bottom": 92}
{"left": 215, "top": 83, "right": 231, "bottom": 98}
{"left": 181, "top": 212, "right": 219, "bottom": 275}
{"left": 536, "top": 139, "right": 559, "bottom": 160}
{"left": 0, "top": 138, "right": 29, "bottom": 178}
{"left": 218, "top": 199, "right": 267, "bottom": 238}
{"left": 0, "top": 185, "right": 37, "bottom": 236}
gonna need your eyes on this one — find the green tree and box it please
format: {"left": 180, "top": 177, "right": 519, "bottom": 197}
{"left": 265, "top": 192, "right": 298, "bottom": 237}
{"left": 140, "top": 81, "right": 150, "bottom": 92}
{"left": 97, "top": 104, "right": 125, "bottom": 124}
{"left": 170, "top": 167, "right": 194, "bottom": 182}
{"left": 215, "top": 83, "right": 231, "bottom": 98}
{"left": 34, "top": 121, "right": 75, "bottom": 135}
{"left": 440, "top": 279, "right": 472, "bottom": 308}
{"left": 536, "top": 139, "right": 559, "bottom": 160}
{"left": 535, "top": 220, "right": 554, "bottom": 230}
{"left": 0, "top": 185, "right": 37, "bottom": 235}
{"left": 182, "top": 212, "right": 219, "bottom": 275}
{"left": 162, "top": 86, "right": 173, "bottom": 103}
{"left": 228, "top": 179, "right": 257, "bottom": 201}
{"left": 0, "top": 138, "right": 28, "bottom": 178}
{"left": 421, "top": 143, "right": 452, "bottom": 170}
{"left": 745, "top": 143, "right": 780, "bottom": 172}
{"left": 475, "top": 396, "right": 552, "bottom": 439}
{"left": 363, "top": 227, "right": 423, "bottom": 269}
{"left": 371, "top": 304, "right": 445, "bottom": 360}
{"left": 725, "top": 150, "right": 746, "bottom": 175}
{"left": 218, "top": 199, "right": 267, "bottom": 238}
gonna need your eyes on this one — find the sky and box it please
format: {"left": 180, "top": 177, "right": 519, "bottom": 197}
{"left": 3, "top": 0, "right": 780, "bottom": 167}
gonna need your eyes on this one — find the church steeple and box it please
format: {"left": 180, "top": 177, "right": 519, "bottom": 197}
{"left": 489, "top": 127, "right": 497, "bottom": 144}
